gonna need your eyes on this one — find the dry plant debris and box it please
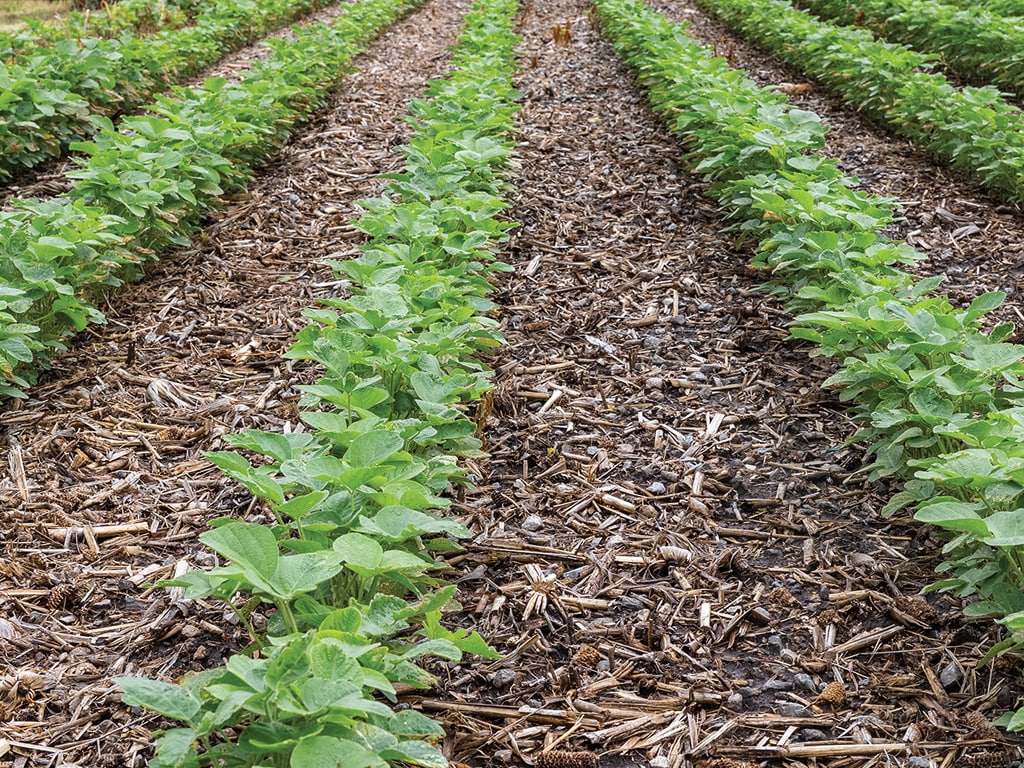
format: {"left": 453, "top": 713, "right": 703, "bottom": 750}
{"left": 0, "top": 0, "right": 468, "bottom": 763}
{"left": 434, "top": 0, "right": 1024, "bottom": 765}
{"left": 0, "top": 0, "right": 1023, "bottom": 764}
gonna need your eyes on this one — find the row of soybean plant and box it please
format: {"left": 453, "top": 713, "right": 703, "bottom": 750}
{"left": 692, "top": 0, "right": 1024, "bottom": 205}
{"left": 943, "top": 0, "right": 1024, "bottom": 19}
{"left": 116, "top": 0, "right": 520, "bottom": 765}
{"left": 598, "top": 0, "right": 1024, "bottom": 731}
{"left": 0, "top": 0, "right": 424, "bottom": 399}
{"left": 796, "top": 0, "right": 1024, "bottom": 98}
{"left": 0, "top": 0, "right": 191, "bottom": 57}
{"left": 0, "top": 0, "right": 335, "bottom": 178}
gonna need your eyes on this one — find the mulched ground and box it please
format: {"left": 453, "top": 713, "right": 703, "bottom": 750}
{"left": 432, "top": 2, "right": 1024, "bottom": 766}
{"left": 0, "top": 0, "right": 467, "bottom": 763}
{"left": 1, "top": 0, "right": 1024, "bottom": 766}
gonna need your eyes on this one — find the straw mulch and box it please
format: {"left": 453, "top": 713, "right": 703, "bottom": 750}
{"left": 0, "top": 1, "right": 467, "bottom": 763}
{"left": 429, "top": 1, "right": 1024, "bottom": 767}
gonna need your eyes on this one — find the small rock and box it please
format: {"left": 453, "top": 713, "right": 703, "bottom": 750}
{"left": 939, "top": 660, "right": 963, "bottom": 689}
{"left": 763, "top": 679, "right": 793, "bottom": 692}
{"left": 494, "top": 750, "right": 514, "bottom": 764}
{"left": 767, "top": 635, "right": 785, "bottom": 653}
{"left": 691, "top": 371, "right": 707, "bottom": 382}
{"left": 776, "top": 702, "right": 807, "bottom": 717}
{"left": 488, "top": 669, "right": 516, "bottom": 689}
{"left": 647, "top": 481, "right": 667, "bottom": 495}
{"left": 726, "top": 692, "right": 744, "bottom": 709}
{"left": 522, "top": 515, "right": 545, "bottom": 532}
{"left": 793, "top": 673, "right": 816, "bottom": 691}
{"left": 646, "top": 377, "right": 664, "bottom": 390}
{"left": 649, "top": 758, "right": 670, "bottom": 768}
{"left": 586, "top": 445, "right": 600, "bottom": 456}
{"left": 907, "top": 757, "right": 932, "bottom": 768}
{"left": 697, "top": 302, "right": 713, "bottom": 311}
{"left": 643, "top": 335, "right": 662, "bottom": 350}
{"left": 670, "top": 315, "right": 686, "bottom": 326}
{"left": 800, "top": 729, "right": 830, "bottom": 742}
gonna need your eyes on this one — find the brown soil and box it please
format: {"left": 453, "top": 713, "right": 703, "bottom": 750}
{"left": 1, "top": 0, "right": 1023, "bottom": 766}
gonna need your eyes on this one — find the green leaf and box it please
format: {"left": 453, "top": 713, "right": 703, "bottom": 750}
{"left": 423, "top": 609, "right": 499, "bottom": 658}
{"left": 271, "top": 552, "right": 346, "bottom": 599}
{"left": 150, "top": 728, "right": 199, "bottom": 768}
{"left": 915, "top": 499, "right": 990, "bottom": 537}
{"left": 359, "top": 506, "right": 469, "bottom": 541}
{"left": 959, "top": 342, "right": 1024, "bottom": 373}
{"left": 981, "top": 509, "right": 1024, "bottom": 547}
{"left": 391, "top": 709, "right": 446, "bottom": 737}
{"left": 290, "top": 736, "right": 385, "bottom": 768}
{"left": 309, "top": 638, "right": 363, "bottom": 682}
{"left": 383, "top": 739, "right": 448, "bottom": 768}
{"left": 333, "top": 532, "right": 384, "bottom": 570}
{"left": 205, "top": 451, "right": 286, "bottom": 506}
{"left": 265, "top": 636, "right": 311, "bottom": 691}
{"left": 965, "top": 291, "right": 1005, "bottom": 320}
{"left": 400, "top": 638, "right": 462, "bottom": 662}
{"left": 345, "top": 430, "right": 405, "bottom": 467}
{"left": 200, "top": 522, "right": 279, "bottom": 585}
{"left": 226, "top": 654, "right": 268, "bottom": 693}
{"left": 116, "top": 677, "right": 201, "bottom": 724}
{"left": 239, "top": 720, "right": 307, "bottom": 753}
{"left": 276, "top": 491, "right": 329, "bottom": 519}
{"left": 320, "top": 607, "right": 362, "bottom": 633}
{"left": 298, "top": 677, "right": 361, "bottom": 710}
{"left": 994, "top": 699, "right": 1024, "bottom": 730}
{"left": 908, "top": 388, "right": 952, "bottom": 420}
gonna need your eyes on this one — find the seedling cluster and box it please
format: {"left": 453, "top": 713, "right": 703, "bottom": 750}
{"left": 697, "top": 0, "right": 1024, "bottom": 204}
{"left": 798, "top": 0, "right": 1024, "bottom": 96}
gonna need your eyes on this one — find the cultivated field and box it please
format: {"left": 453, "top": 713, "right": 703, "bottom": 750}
{"left": 1, "top": 0, "right": 1024, "bottom": 766}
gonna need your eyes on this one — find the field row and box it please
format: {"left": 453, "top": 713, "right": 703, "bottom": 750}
{"left": 117, "top": 0, "right": 521, "bottom": 765}
{"left": 3, "top": 0, "right": 1024, "bottom": 760}
{"left": 623, "top": 0, "right": 1024, "bottom": 730}
{"left": 0, "top": 0, "right": 402, "bottom": 399}
{"left": 0, "top": 0, "right": 191, "bottom": 57}
{"left": 800, "top": 0, "right": 1024, "bottom": 97}
{"left": 0, "top": 0, "right": 337, "bottom": 177}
